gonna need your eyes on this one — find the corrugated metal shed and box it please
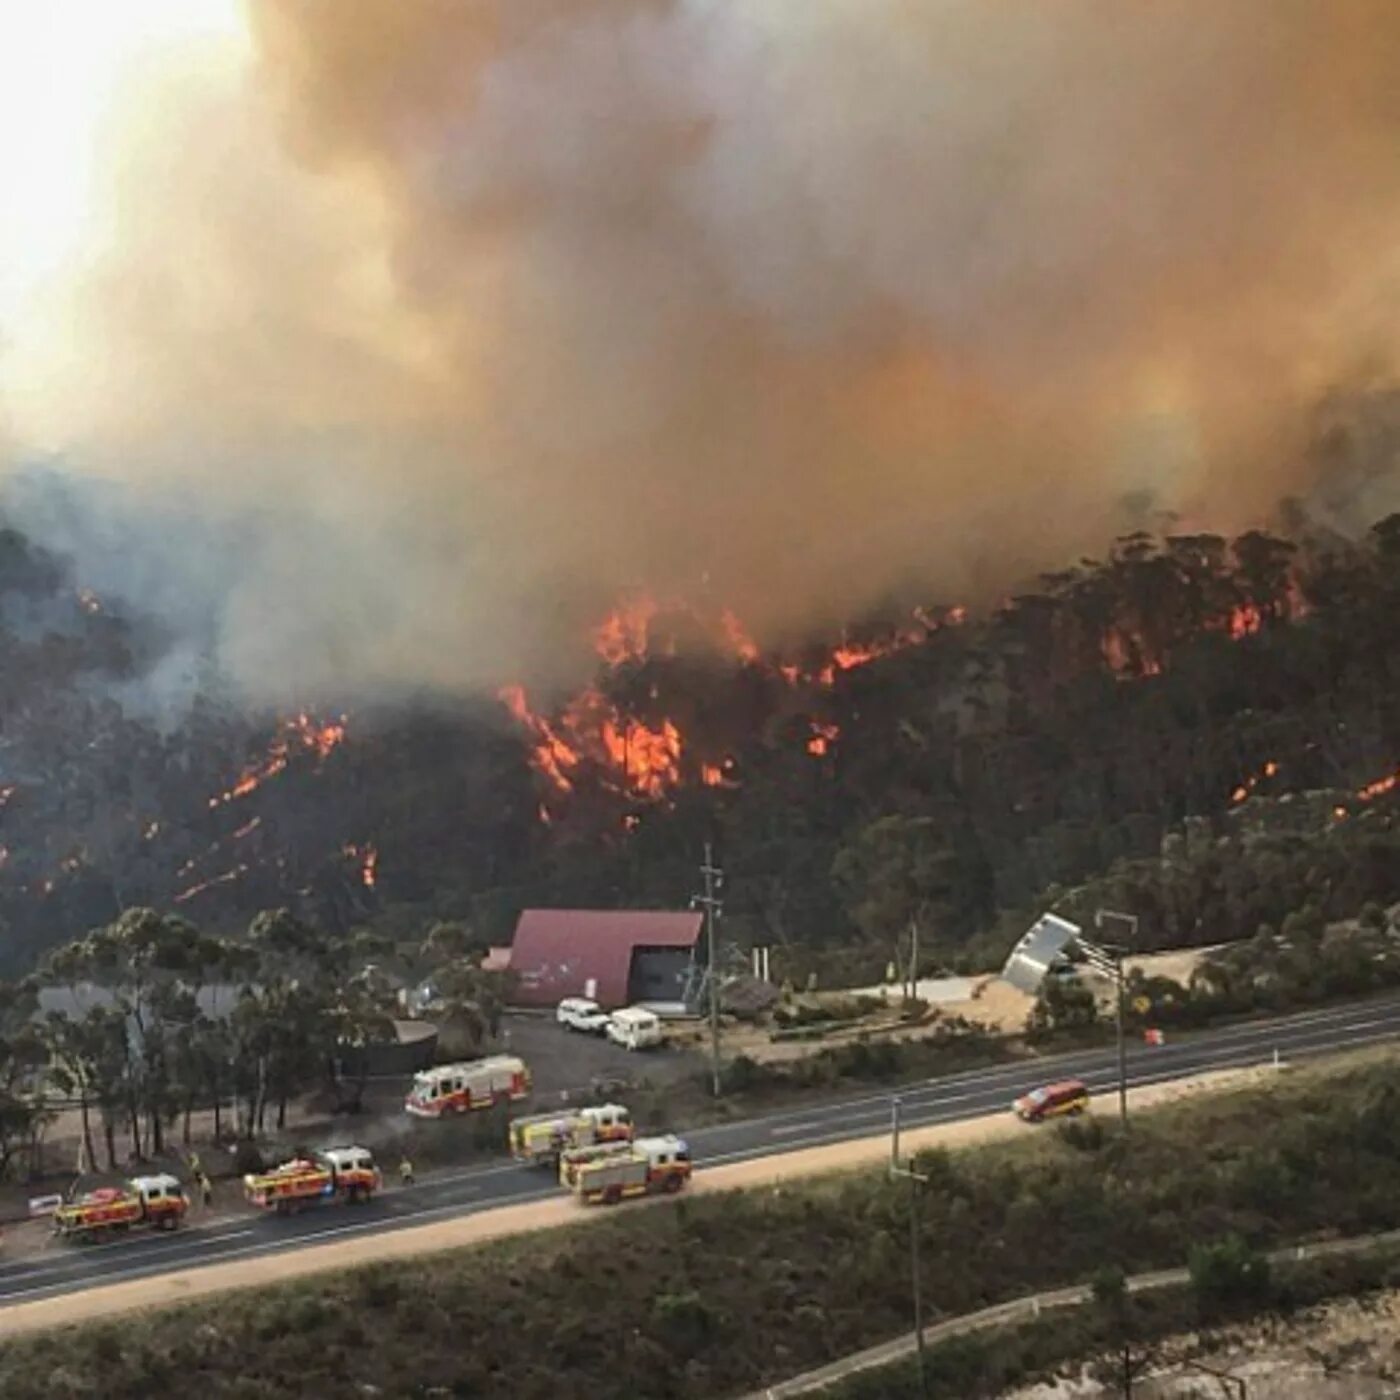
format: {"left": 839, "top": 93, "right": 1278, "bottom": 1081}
{"left": 1001, "top": 913, "right": 1082, "bottom": 995}
{"left": 506, "top": 909, "right": 703, "bottom": 1009}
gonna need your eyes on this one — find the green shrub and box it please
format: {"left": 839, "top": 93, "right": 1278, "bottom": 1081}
{"left": 1188, "top": 1235, "right": 1273, "bottom": 1314}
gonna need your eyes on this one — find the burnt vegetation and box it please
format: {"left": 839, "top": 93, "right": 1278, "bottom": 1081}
{"left": 5, "top": 514, "right": 1400, "bottom": 980}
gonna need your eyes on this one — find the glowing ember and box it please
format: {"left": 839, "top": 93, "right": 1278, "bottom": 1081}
{"left": 1228, "top": 603, "right": 1264, "bottom": 639}
{"left": 1231, "top": 759, "right": 1280, "bottom": 804}
{"left": 175, "top": 864, "right": 248, "bottom": 904}
{"left": 807, "top": 721, "right": 840, "bottom": 756}
{"left": 0, "top": 785, "right": 14, "bottom": 808}
{"left": 142, "top": 821, "right": 160, "bottom": 841}
{"left": 76, "top": 588, "right": 102, "bottom": 615}
{"left": 232, "top": 817, "right": 262, "bottom": 840}
{"left": 343, "top": 842, "right": 378, "bottom": 889}
{"left": 1358, "top": 770, "right": 1400, "bottom": 801}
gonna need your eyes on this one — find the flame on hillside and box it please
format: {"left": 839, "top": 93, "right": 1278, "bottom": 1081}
{"left": 208, "top": 712, "right": 348, "bottom": 808}
{"left": 502, "top": 598, "right": 964, "bottom": 805}
{"left": 808, "top": 722, "right": 840, "bottom": 757}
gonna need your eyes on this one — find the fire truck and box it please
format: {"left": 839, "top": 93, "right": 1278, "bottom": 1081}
{"left": 509, "top": 1103, "right": 633, "bottom": 1167}
{"left": 569, "top": 1134, "right": 692, "bottom": 1205}
{"left": 404, "top": 1055, "right": 532, "bottom": 1118}
{"left": 558, "top": 1139, "right": 636, "bottom": 1188}
{"left": 53, "top": 1174, "right": 188, "bottom": 1241}
{"left": 243, "top": 1146, "right": 380, "bottom": 1214}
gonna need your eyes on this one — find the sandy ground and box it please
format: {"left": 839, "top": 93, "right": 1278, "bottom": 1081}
{"left": 0, "top": 1066, "right": 1261, "bottom": 1340}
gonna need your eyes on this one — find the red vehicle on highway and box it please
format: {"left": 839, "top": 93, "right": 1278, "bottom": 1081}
{"left": 1013, "top": 1078, "right": 1090, "bottom": 1123}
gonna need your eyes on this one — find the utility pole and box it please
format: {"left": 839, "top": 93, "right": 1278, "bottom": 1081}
{"left": 1082, "top": 908, "right": 1138, "bottom": 1129}
{"left": 694, "top": 843, "right": 725, "bottom": 1097}
{"left": 890, "top": 1096, "right": 930, "bottom": 1398}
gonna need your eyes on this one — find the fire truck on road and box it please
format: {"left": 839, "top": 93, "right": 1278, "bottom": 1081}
{"left": 243, "top": 1146, "right": 380, "bottom": 1214}
{"left": 510, "top": 1103, "right": 633, "bottom": 1167}
{"left": 53, "top": 1174, "right": 188, "bottom": 1241}
{"left": 404, "top": 1056, "right": 531, "bottom": 1118}
{"left": 568, "top": 1134, "right": 692, "bottom": 1205}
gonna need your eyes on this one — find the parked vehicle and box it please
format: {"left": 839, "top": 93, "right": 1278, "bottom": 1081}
{"left": 53, "top": 1174, "right": 188, "bottom": 1241}
{"left": 556, "top": 997, "right": 611, "bottom": 1034}
{"left": 404, "top": 1055, "right": 532, "bottom": 1118}
{"left": 1013, "top": 1078, "right": 1090, "bottom": 1122}
{"left": 244, "top": 1146, "right": 380, "bottom": 1213}
{"left": 570, "top": 1134, "right": 692, "bottom": 1205}
{"left": 510, "top": 1103, "right": 633, "bottom": 1167}
{"left": 606, "top": 1006, "right": 663, "bottom": 1051}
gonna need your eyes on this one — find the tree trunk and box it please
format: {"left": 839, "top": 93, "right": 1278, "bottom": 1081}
{"left": 127, "top": 1099, "right": 143, "bottom": 1160}
{"left": 77, "top": 1090, "right": 97, "bottom": 1173}
{"left": 103, "top": 1114, "right": 118, "bottom": 1170}
{"left": 182, "top": 1093, "right": 193, "bottom": 1146}
{"left": 277, "top": 1094, "right": 287, "bottom": 1130}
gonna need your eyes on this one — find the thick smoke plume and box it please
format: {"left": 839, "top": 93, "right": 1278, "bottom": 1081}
{"left": 5, "top": 0, "right": 1400, "bottom": 706}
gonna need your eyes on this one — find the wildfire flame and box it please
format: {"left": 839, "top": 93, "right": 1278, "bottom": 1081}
{"left": 208, "top": 712, "right": 348, "bottom": 808}
{"left": 807, "top": 721, "right": 840, "bottom": 757}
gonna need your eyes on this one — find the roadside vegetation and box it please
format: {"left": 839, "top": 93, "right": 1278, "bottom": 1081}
{"left": 0, "top": 909, "right": 510, "bottom": 1181}
{"left": 3, "top": 1049, "right": 1400, "bottom": 1399}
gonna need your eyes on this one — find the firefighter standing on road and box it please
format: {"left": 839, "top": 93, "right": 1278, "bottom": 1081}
{"left": 399, "top": 1154, "right": 415, "bottom": 1187}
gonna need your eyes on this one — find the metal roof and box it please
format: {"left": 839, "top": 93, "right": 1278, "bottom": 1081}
{"left": 507, "top": 909, "right": 703, "bottom": 1009}
{"left": 1000, "top": 913, "right": 1082, "bottom": 995}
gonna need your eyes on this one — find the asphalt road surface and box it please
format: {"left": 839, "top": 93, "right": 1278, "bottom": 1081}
{"left": 3, "top": 994, "right": 1399, "bottom": 1310}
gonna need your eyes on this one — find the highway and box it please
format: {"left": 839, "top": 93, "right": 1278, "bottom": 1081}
{"left": 2, "top": 993, "right": 1398, "bottom": 1309}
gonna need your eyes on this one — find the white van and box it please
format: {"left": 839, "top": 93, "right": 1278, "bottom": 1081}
{"left": 606, "top": 1006, "right": 663, "bottom": 1051}
{"left": 556, "top": 997, "right": 610, "bottom": 1034}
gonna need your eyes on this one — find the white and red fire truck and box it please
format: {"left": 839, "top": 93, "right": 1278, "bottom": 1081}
{"left": 509, "top": 1103, "right": 633, "bottom": 1166}
{"left": 243, "top": 1146, "right": 380, "bottom": 1214}
{"left": 568, "top": 1134, "right": 692, "bottom": 1206}
{"left": 53, "top": 1174, "right": 188, "bottom": 1241}
{"left": 404, "top": 1055, "right": 532, "bottom": 1118}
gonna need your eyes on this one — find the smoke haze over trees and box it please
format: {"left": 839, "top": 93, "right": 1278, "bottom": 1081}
{"left": 4, "top": 4, "right": 1400, "bottom": 703}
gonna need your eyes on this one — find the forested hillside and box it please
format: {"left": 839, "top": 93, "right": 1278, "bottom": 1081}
{"left": 4, "top": 514, "right": 1400, "bottom": 977}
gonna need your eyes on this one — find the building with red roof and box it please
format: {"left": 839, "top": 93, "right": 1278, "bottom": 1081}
{"left": 504, "top": 909, "right": 703, "bottom": 1009}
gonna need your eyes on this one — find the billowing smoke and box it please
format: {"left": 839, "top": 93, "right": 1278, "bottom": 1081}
{"left": 4, "top": 0, "right": 1400, "bottom": 707}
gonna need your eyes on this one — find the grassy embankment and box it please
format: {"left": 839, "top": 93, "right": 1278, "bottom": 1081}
{"left": 4, "top": 1049, "right": 1400, "bottom": 1400}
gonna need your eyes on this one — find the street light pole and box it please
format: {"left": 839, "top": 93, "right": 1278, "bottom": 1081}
{"left": 890, "top": 1096, "right": 929, "bottom": 1398}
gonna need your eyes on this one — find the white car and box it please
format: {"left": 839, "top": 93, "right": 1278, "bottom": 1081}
{"left": 556, "top": 997, "right": 611, "bottom": 1034}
